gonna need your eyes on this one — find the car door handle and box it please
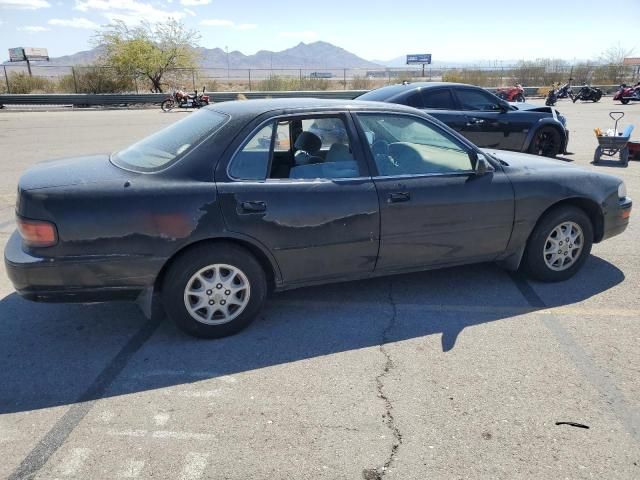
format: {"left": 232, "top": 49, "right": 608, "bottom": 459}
{"left": 388, "top": 192, "right": 410, "bottom": 203}
{"left": 239, "top": 201, "right": 267, "bottom": 213}
{"left": 466, "top": 118, "right": 485, "bottom": 126}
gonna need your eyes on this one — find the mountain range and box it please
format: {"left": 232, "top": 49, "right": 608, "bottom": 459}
{"left": 6, "top": 41, "right": 384, "bottom": 70}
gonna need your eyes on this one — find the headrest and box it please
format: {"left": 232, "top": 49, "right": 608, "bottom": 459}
{"left": 294, "top": 131, "right": 322, "bottom": 155}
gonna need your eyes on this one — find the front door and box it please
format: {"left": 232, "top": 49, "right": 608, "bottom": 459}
{"left": 453, "top": 87, "right": 528, "bottom": 151}
{"left": 353, "top": 112, "right": 515, "bottom": 272}
{"left": 216, "top": 112, "right": 380, "bottom": 286}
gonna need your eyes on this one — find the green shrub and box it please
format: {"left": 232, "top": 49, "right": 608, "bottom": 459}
{"left": 7, "top": 72, "right": 56, "bottom": 94}
{"left": 350, "top": 75, "right": 373, "bottom": 90}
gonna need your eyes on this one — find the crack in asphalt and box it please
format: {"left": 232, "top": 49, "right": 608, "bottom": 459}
{"left": 363, "top": 280, "right": 403, "bottom": 480}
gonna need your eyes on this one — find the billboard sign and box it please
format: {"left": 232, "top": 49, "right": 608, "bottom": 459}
{"left": 8, "top": 47, "right": 26, "bottom": 62}
{"left": 24, "top": 47, "right": 49, "bottom": 61}
{"left": 623, "top": 57, "right": 640, "bottom": 66}
{"left": 406, "top": 54, "right": 432, "bottom": 65}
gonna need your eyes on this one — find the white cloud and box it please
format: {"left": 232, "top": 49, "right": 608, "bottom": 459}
{"left": 17, "top": 25, "right": 51, "bottom": 32}
{"left": 180, "top": 0, "right": 210, "bottom": 5}
{"left": 74, "top": 0, "right": 185, "bottom": 25}
{"left": 183, "top": 7, "right": 195, "bottom": 16}
{"left": 0, "top": 0, "right": 51, "bottom": 9}
{"left": 200, "top": 19, "right": 257, "bottom": 30}
{"left": 48, "top": 17, "right": 99, "bottom": 29}
{"left": 279, "top": 31, "right": 318, "bottom": 40}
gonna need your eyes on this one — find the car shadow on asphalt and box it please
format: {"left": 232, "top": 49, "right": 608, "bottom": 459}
{"left": 0, "top": 255, "right": 624, "bottom": 414}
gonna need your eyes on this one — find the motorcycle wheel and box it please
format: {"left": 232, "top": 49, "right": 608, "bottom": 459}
{"left": 161, "top": 99, "right": 175, "bottom": 112}
{"left": 621, "top": 147, "right": 629, "bottom": 166}
{"left": 621, "top": 98, "right": 630, "bottom": 105}
{"left": 515, "top": 93, "right": 525, "bottom": 102}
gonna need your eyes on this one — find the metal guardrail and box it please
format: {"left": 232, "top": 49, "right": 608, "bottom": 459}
{"left": 0, "top": 90, "right": 368, "bottom": 106}
{"left": 0, "top": 86, "right": 622, "bottom": 107}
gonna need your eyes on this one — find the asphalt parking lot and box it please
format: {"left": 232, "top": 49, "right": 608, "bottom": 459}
{"left": 0, "top": 100, "right": 639, "bottom": 479}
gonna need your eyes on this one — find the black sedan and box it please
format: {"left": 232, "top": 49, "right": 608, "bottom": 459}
{"left": 358, "top": 82, "right": 569, "bottom": 157}
{"left": 5, "top": 99, "right": 631, "bottom": 338}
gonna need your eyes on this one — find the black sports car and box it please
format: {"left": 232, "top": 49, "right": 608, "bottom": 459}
{"left": 5, "top": 99, "right": 631, "bottom": 338}
{"left": 358, "top": 82, "right": 569, "bottom": 157}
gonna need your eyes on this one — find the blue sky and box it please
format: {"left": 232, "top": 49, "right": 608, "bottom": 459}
{"left": 0, "top": 0, "right": 638, "bottom": 62}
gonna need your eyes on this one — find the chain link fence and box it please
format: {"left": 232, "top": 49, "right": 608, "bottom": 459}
{"left": 2, "top": 63, "right": 640, "bottom": 95}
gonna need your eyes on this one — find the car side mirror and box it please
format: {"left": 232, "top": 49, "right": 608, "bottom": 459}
{"left": 499, "top": 101, "right": 510, "bottom": 112}
{"left": 473, "top": 154, "right": 493, "bottom": 176}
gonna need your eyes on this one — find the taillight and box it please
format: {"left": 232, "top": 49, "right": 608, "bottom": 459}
{"left": 16, "top": 217, "right": 58, "bottom": 247}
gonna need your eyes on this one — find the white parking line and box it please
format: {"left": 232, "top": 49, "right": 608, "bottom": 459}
{"left": 153, "top": 413, "right": 170, "bottom": 427}
{"left": 103, "top": 428, "right": 216, "bottom": 441}
{"left": 180, "top": 452, "right": 209, "bottom": 480}
{"left": 119, "top": 459, "right": 146, "bottom": 478}
{"left": 58, "top": 447, "right": 90, "bottom": 476}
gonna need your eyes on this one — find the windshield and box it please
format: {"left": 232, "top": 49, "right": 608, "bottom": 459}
{"left": 112, "top": 109, "right": 229, "bottom": 172}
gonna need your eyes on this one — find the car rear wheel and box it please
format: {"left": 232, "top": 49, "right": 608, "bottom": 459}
{"left": 529, "top": 127, "right": 562, "bottom": 157}
{"left": 522, "top": 206, "right": 593, "bottom": 282}
{"left": 162, "top": 243, "right": 267, "bottom": 338}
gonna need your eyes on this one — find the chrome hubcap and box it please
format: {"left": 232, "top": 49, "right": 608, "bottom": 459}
{"left": 183, "top": 264, "right": 250, "bottom": 325}
{"left": 543, "top": 221, "right": 584, "bottom": 271}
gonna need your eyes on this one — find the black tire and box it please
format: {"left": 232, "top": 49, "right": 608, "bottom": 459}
{"left": 529, "top": 126, "right": 562, "bottom": 157}
{"left": 161, "top": 99, "right": 175, "bottom": 112}
{"left": 621, "top": 147, "right": 629, "bottom": 166}
{"left": 162, "top": 243, "right": 267, "bottom": 338}
{"left": 515, "top": 93, "right": 525, "bottom": 102}
{"left": 593, "top": 145, "right": 602, "bottom": 163}
{"left": 621, "top": 98, "right": 630, "bottom": 105}
{"left": 522, "top": 205, "right": 593, "bottom": 282}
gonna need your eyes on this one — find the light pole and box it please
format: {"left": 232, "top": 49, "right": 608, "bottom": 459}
{"left": 225, "top": 45, "right": 230, "bottom": 80}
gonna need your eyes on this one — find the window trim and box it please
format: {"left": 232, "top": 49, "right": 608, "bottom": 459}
{"left": 352, "top": 110, "right": 478, "bottom": 178}
{"left": 226, "top": 112, "right": 369, "bottom": 182}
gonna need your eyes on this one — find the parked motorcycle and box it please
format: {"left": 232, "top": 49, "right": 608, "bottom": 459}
{"left": 496, "top": 83, "right": 525, "bottom": 102}
{"left": 556, "top": 79, "right": 574, "bottom": 99}
{"left": 545, "top": 80, "right": 574, "bottom": 106}
{"left": 572, "top": 84, "right": 603, "bottom": 103}
{"left": 613, "top": 82, "right": 640, "bottom": 104}
{"left": 161, "top": 87, "right": 209, "bottom": 111}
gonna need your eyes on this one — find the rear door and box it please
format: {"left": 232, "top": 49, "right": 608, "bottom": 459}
{"left": 215, "top": 112, "right": 380, "bottom": 286}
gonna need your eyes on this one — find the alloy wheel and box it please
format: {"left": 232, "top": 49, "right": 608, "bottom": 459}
{"left": 183, "top": 264, "right": 251, "bottom": 325}
{"left": 543, "top": 221, "right": 584, "bottom": 271}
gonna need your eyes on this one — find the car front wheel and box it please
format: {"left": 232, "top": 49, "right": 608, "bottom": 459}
{"left": 162, "top": 243, "right": 267, "bottom": 338}
{"left": 522, "top": 206, "right": 593, "bottom": 282}
{"left": 529, "top": 126, "right": 562, "bottom": 157}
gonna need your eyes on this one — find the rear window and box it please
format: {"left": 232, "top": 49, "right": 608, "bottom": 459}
{"left": 112, "top": 109, "right": 229, "bottom": 172}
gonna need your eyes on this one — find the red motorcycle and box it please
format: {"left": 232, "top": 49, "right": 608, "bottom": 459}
{"left": 161, "top": 87, "right": 209, "bottom": 111}
{"left": 496, "top": 83, "right": 525, "bottom": 102}
{"left": 613, "top": 82, "right": 640, "bottom": 104}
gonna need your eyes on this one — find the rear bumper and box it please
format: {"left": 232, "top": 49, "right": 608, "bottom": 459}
{"left": 4, "top": 231, "right": 162, "bottom": 303}
{"left": 601, "top": 197, "right": 632, "bottom": 241}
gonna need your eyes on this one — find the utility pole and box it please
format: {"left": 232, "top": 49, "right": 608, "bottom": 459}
{"left": 225, "top": 46, "right": 230, "bottom": 80}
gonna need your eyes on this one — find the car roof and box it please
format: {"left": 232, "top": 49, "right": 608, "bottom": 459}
{"left": 359, "top": 82, "right": 474, "bottom": 100}
{"left": 207, "top": 97, "right": 423, "bottom": 118}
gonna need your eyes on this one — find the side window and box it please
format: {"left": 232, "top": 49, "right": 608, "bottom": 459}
{"left": 228, "top": 122, "right": 273, "bottom": 180}
{"left": 455, "top": 89, "right": 501, "bottom": 111}
{"left": 229, "top": 116, "right": 361, "bottom": 180}
{"left": 356, "top": 113, "right": 473, "bottom": 176}
{"left": 404, "top": 92, "right": 424, "bottom": 109}
{"left": 422, "top": 89, "right": 455, "bottom": 109}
